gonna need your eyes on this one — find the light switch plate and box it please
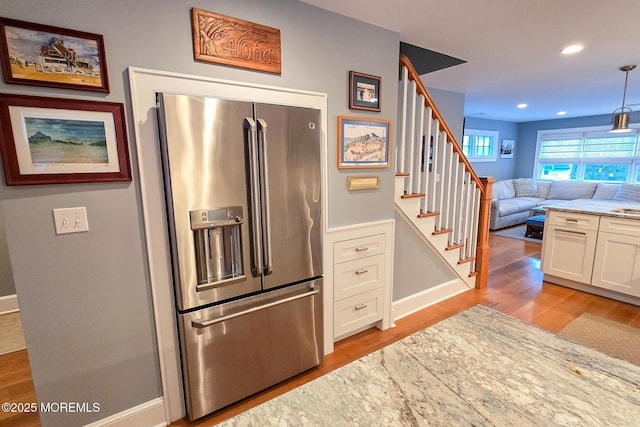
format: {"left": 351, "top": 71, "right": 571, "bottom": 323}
{"left": 53, "top": 207, "right": 89, "bottom": 234}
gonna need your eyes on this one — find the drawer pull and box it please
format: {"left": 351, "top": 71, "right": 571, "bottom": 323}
{"left": 565, "top": 218, "right": 579, "bottom": 222}
{"left": 355, "top": 246, "right": 369, "bottom": 252}
{"left": 557, "top": 229, "right": 586, "bottom": 236}
{"left": 354, "top": 303, "right": 368, "bottom": 310}
{"left": 355, "top": 269, "right": 369, "bottom": 275}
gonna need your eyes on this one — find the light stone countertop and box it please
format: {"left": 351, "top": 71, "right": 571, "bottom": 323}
{"left": 543, "top": 198, "right": 640, "bottom": 219}
{"left": 217, "top": 305, "right": 640, "bottom": 426}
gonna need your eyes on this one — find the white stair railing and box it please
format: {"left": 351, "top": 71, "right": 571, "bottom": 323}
{"left": 396, "top": 55, "right": 493, "bottom": 287}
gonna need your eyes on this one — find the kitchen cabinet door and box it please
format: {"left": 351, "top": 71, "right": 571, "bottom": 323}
{"left": 541, "top": 225, "right": 598, "bottom": 284}
{"left": 592, "top": 231, "right": 640, "bottom": 297}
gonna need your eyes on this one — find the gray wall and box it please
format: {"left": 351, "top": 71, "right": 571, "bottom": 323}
{"left": 515, "top": 113, "right": 612, "bottom": 178}
{"left": 464, "top": 117, "right": 519, "bottom": 181}
{"left": 0, "top": 209, "right": 15, "bottom": 297}
{"left": 0, "top": 0, "right": 399, "bottom": 425}
{"left": 428, "top": 87, "right": 466, "bottom": 143}
{"left": 393, "top": 211, "right": 456, "bottom": 300}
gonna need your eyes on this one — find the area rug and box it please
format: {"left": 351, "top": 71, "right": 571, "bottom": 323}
{"left": 559, "top": 313, "right": 640, "bottom": 366}
{"left": 0, "top": 311, "right": 26, "bottom": 355}
{"left": 492, "top": 224, "right": 542, "bottom": 243}
{"left": 219, "top": 305, "right": 640, "bottom": 426}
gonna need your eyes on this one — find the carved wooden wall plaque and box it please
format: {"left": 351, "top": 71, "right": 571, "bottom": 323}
{"left": 191, "top": 8, "right": 281, "bottom": 74}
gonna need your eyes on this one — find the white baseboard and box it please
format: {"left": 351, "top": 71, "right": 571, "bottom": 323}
{"left": 392, "top": 279, "right": 472, "bottom": 322}
{"left": 84, "top": 397, "right": 166, "bottom": 427}
{"left": 0, "top": 294, "right": 19, "bottom": 315}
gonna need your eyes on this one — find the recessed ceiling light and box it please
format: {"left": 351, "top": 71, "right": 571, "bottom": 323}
{"left": 557, "top": 111, "right": 567, "bottom": 116}
{"left": 517, "top": 103, "right": 528, "bottom": 109}
{"left": 562, "top": 44, "right": 584, "bottom": 54}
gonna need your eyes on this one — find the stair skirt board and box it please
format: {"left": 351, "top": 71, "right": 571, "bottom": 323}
{"left": 392, "top": 279, "right": 472, "bottom": 322}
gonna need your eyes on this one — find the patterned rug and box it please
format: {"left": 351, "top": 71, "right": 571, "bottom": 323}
{"left": 0, "top": 311, "right": 26, "bottom": 355}
{"left": 219, "top": 305, "right": 640, "bottom": 426}
{"left": 559, "top": 313, "right": 640, "bottom": 366}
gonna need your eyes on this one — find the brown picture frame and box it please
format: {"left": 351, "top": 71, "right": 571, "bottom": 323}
{"left": 338, "top": 116, "right": 391, "bottom": 169}
{"left": 349, "top": 71, "right": 381, "bottom": 112}
{"left": 191, "top": 8, "right": 281, "bottom": 75}
{"left": 0, "top": 93, "right": 131, "bottom": 185}
{"left": 0, "top": 17, "right": 110, "bottom": 93}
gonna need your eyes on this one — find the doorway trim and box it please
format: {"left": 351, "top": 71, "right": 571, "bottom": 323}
{"left": 128, "top": 67, "right": 328, "bottom": 423}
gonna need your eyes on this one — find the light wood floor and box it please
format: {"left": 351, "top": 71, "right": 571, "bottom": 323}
{"left": 171, "top": 232, "right": 640, "bottom": 426}
{"left": 0, "top": 348, "right": 39, "bottom": 427}
{"left": 2, "top": 233, "right": 640, "bottom": 427}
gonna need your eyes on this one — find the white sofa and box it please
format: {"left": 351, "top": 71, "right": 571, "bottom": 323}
{"left": 490, "top": 179, "right": 640, "bottom": 230}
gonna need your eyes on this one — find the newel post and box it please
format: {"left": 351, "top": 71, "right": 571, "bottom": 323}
{"left": 475, "top": 177, "right": 495, "bottom": 288}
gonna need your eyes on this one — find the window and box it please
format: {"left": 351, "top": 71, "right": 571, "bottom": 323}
{"left": 535, "top": 126, "right": 640, "bottom": 182}
{"left": 462, "top": 129, "right": 499, "bottom": 162}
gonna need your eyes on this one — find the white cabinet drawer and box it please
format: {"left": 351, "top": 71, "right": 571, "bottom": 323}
{"left": 333, "top": 233, "right": 385, "bottom": 264}
{"left": 548, "top": 210, "right": 600, "bottom": 231}
{"left": 599, "top": 216, "right": 640, "bottom": 237}
{"left": 334, "top": 254, "right": 385, "bottom": 300}
{"left": 334, "top": 288, "right": 384, "bottom": 338}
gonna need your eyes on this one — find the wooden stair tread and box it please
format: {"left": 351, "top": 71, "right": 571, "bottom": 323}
{"left": 458, "top": 256, "right": 476, "bottom": 264}
{"left": 395, "top": 172, "right": 410, "bottom": 177}
{"left": 468, "top": 271, "right": 479, "bottom": 277}
{"left": 401, "top": 193, "right": 425, "bottom": 199}
{"left": 445, "top": 243, "right": 465, "bottom": 251}
{"left": 417, "top": 211, "right": 439, "bottom": 218}
{"left": 432, "top": 228, "right": 453, "bottom": 235}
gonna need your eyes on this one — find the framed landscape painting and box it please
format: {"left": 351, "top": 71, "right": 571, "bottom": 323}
{"left": 338, "top": 116, "right": 391, "bottom": 169}
{"left": 0, "top": 93, "right": 131, "bottom": 185}
{"left": 0, "top": 17, "right": 110, "bottom": 92}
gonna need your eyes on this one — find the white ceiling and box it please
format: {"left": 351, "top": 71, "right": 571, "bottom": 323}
{"left": 299, "top": 0, "right": 640, "bottom": 123}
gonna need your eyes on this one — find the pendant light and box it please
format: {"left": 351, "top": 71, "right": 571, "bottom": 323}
{"left": 611, "top": 64, "right": 636, "bottom": 133}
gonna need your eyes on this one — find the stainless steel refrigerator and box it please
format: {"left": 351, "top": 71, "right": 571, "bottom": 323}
{"left": 156, "top": 93, "right": 323, "bottom": 420}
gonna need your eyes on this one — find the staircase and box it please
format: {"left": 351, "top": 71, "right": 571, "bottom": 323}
{"left": 396, "top": 55, "right": 494, "bottom": 288}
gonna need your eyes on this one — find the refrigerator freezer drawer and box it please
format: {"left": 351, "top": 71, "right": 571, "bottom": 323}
{"left": 178, "top": 280, "right": 323, "bottom": 420}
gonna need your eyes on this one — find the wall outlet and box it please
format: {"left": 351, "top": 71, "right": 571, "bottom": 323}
{"left": 53, "top": 207, "right": 89, "bottom": 235}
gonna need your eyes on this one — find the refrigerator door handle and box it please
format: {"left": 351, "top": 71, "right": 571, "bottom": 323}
{"left": 191, "top": 287, "right": 319, "bottom": 328}
{"left": 244, "top": 117, "right": 263, "bottom": 277}
{"left": 257, "top": 118, "right": 273, "bottom": 276}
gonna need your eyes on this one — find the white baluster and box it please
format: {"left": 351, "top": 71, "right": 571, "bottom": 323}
{"left": 420, "top": 106, "right": 432, "bottom": 213}
{"left": 429, "top": 119, "right": 440, "bottom": 215}
{"left": 413, "top": 95, "right": 425, "bottom": 195}
{"left": 436, "top": 130, "right": 447, "bottom": 230}
{"left": 407, "top": 81, "right": 417, "bottom": 193}
{"left": 398, "top": 66, "right": 408, "bottom": 174}
{"left": 461, "top": 172, "right": 472, "bottom": 258}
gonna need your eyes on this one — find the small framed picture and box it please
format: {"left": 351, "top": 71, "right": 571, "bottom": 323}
{"left": 0, "top": 93, "right": 131, "bottom": 185}
{"left": 500, "top": 139, "right": 515, "bottom": 158}
{"left": 349, "top": 71, "right": 381, "bottom": 112}
{"left": 0, "top": 17, "right": 110, "bottom": 92}
{"left": 338, "top": 116, "right": 391, "bottom": 169}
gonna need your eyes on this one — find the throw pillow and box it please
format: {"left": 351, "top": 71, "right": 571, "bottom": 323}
{"left": 593, "top": 183, "right": 620, "bottom": 200}
{"left": 536, "top": 181, "right": 552, "bottom": 199}
{"left": 513, "top": 178, "right": 538, "bottom": 197}
{"left": 547, "top": 181, "right": 597, "bottom": 200}
{"left": 492, "top": 181, "right": 513, "bottom": 200}
{"left": 613, "top": 183, "right": 640, "bottom": 202}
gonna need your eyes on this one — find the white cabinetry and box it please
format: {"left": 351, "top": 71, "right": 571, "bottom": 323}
{"left": 592, "top": 217, "right": 640, "bottom": 297}
{"left": 542, "top": 211, "right": 599, "bottom": 284}
{"left": 333, "top": 233, "right": 386, "bottom": 338}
